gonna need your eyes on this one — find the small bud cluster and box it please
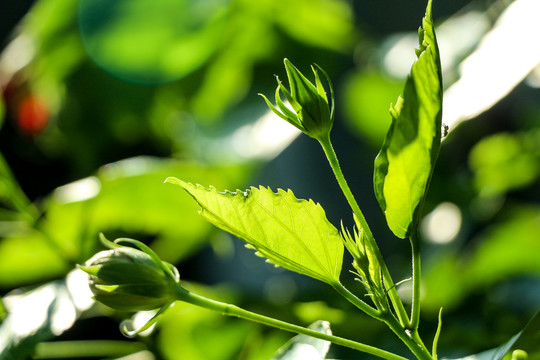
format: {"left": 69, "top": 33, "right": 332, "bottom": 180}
{"left": 341, "top": 215, "right": 387, "bottom": 309}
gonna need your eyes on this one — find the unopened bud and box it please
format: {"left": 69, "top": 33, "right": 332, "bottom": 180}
{"left": 260, "top": 58, "right": 334, "bottom": 142}
{"left": 80, "top": 236, "right": 179, "bottom": 312}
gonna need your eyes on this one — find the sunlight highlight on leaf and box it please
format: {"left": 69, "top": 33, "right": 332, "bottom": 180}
{"left": 166, "top": 177, "right": 343, "bottom": 285}
{"left": 373, "top": 0, "right": 443, "bottom": 238}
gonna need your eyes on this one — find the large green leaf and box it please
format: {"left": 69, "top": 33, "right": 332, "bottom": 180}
{"left": 166, "top": 178, "right": 343, "bottom": 285}
{"left": 0, "top": 157, "right": 248, "bottom": 288}
{"left": 373, "top": 0, "right": 443, "bottom": 238}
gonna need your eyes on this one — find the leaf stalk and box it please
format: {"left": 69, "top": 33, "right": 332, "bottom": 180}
{"left": 383, "top": 315, "right": 433, "bottom": 360}
{"left": 175, "top": 286, "right": 408, "bottom": 360}
{"left": 410, "top": 232, "right": 422, "bottom": 330}
{"left": 331, "top": 281, "right": 381, "bottom": 319}
{"left": 318, "top": 134, "right": 410, "bottom": 327}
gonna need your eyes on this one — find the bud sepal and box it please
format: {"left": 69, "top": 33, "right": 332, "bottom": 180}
{"left": 79, "top": 234, "right": 180, "bottom": 337}
{"left": 260, "top": 58, "right": 334, "bottom": 142}
{"left": 341, "top": 215, "right": 387, "bottom": 310}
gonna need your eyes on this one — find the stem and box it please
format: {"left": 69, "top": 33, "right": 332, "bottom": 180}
{"left": 410, "top": 232, "right": 421, "bottom": 330}
{"left": 176, "top": 286, "right": 408, "bottom": 360}
{"left": 331, "top": 282, "right": 381, "bottom": 320}
{"left": 384, "top": 315, "right": 433, "bottom": 360}
{"left": 318, "top": 134, "right": 410, "bottom": 327}
{"left": 33, "top": 340, "right": 146, "bottom": 358}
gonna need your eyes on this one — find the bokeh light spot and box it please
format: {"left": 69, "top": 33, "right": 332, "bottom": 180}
{"left": 421, "top": 202, "right": 462, "bottom": 245}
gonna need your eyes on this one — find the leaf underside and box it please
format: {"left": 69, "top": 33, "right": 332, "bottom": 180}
{"left": 373, "top": 0, "right": 443, "bottom": 239}
{"left": 166, "top": 177, "right": 343, "bottom": 285}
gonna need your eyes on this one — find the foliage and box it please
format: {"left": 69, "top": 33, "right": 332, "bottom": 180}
{"left": 373, "top": 2, "right": 442, "bottom": 239}
{"left": 166, "top": 178, "right": 344, "bottom": 285}
{"left": 0, "top": 0, "right": 539, "bottom": 359}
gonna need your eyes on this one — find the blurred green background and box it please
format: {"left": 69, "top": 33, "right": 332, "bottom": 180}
{"left": 0, "top": 0, "right": 539, "bottom": 359}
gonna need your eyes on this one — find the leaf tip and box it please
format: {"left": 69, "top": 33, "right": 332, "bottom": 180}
{"left": 164, "top": 177, "right": 186, "bottom": 187}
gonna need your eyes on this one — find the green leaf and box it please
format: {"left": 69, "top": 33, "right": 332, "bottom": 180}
{"left": 166, "top": 177, "right": 343, "bottom": 285}
{"left": 449, "top": 311, "right": 540, "bottom": 360}
{"left": 0, "top": 153, "right": 37, "bottom": 223}
{"left": 0, "top": 158, "right": 248, "bottom": 288}
{"left": 432, "top": 308, "right": 443, "bottom": 360}
{"left": 373, "top": 0, "right": 443, "bottom": 238}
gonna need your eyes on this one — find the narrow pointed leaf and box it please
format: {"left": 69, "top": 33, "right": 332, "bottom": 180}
{"left": 448, "top": 311, "right": 540, "bottom": 360}
{"left": 313, "top": 67, "right": 328, "bottom": 102}
{"left": 432, "top": 308, "right": 443, "bottom": 360}
{"left": 166, "top": 177, "right": 343, "bottom": 285}
{"left": 259, "top": 93, "right": 291, "bottom": 122}
{"left": 284, "top": 59, "right": 319, "bottom": 108}
{"left": 279, "top": 81, "right": 302, "bottom": 113}
{"left": 314, "top": 64, "right": 335, "bottom": 117}
{"left": 373, "top": 0, "right": 443, "bottom": 238}
{"left": 274, "top": 85, "right": 303, "bottom": 129}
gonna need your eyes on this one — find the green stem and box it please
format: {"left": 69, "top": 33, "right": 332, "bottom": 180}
{"left": 318, "top": 134, "right": 410, "bottom": 327}
{"left": 33, "top": 340, "right": 146, "bottom": 359}
{"left": 331, "top": 282, "right": 381, "bottom": 319}
{"left": 410, "top": 232, "right": 421, "bottom": 330}
{"left": 383, "top": 315, "right": 433, "bottom": 360}
{"left": 176, "top": 286, "right": 407, "bottom": 360}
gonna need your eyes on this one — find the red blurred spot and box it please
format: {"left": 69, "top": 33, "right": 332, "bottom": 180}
{"left": 17, "top": 96, "right": 49, "bottom": 135}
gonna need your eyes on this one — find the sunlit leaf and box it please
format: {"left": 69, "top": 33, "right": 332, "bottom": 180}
{"left": 166, "top": 177, "right": 343, "bottom": 285}
{"left": 0, "top": 158, "right": 248, "bottom": 288}
{"left": 0, "top": 232, "right": 69, "bottom": 287}
{"left": 373, "top": 0, "right": 443, "bottom": 238}
{"left": 91, "top": 158, "right": 249, "bottom": 263}
{"left": 271, "top": 320, "right": 332, "bottom": 360}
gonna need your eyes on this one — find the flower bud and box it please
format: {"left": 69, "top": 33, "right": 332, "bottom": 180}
{"left": 80, "top": 240, "right": 179, "bottom": 312}
{"left": 259, "top": 58, "right": 334, "bottom": 142}
{"left": 341, "top": 215, "right": 383, "bottom": 301}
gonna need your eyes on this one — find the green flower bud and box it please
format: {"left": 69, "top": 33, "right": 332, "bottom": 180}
{"left": 259, "top": 58, "right": 334, "bottom": 142}
{"left": 340, "top": 215, "right": 384, "bottom": 304}
{"left": 79, "top": 236, "right": 180, "bottom": 312}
